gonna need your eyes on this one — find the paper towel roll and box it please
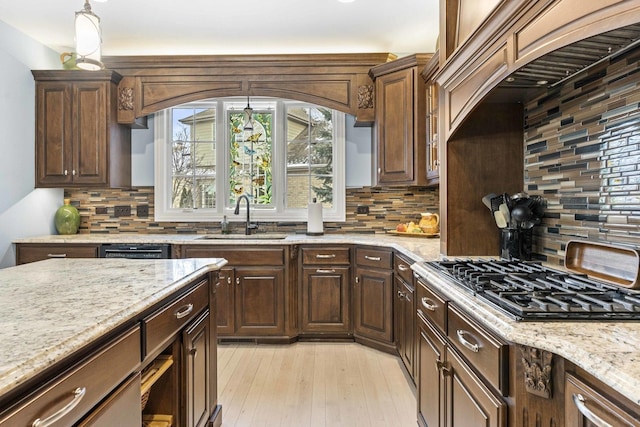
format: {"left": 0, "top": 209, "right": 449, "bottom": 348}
{"left": 307, "top": 198, "right": 324, "bottom": 235}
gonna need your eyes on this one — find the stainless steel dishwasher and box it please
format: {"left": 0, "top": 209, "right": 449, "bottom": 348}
{"left": 99, "top": 243, "right": 171, "bottom": 259}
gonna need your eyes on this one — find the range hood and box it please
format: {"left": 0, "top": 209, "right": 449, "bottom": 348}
{"left": 498, "top": 23, "right": 640, "bottom": 91}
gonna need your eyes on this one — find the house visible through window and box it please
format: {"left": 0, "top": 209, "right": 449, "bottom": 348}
{"left": 154, "top": 98, "right": 345, "bottom": 222}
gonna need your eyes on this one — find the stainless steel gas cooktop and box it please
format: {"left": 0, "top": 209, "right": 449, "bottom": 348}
{"left": 424, "top": 259, "right": 640, "bottom": 321}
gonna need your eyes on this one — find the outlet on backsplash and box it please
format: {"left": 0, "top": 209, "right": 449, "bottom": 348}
{"left": 137, "top": 205, "right": 149, "bottom": 218}
{"left": 114, "top": 205, "right": 131, "bottom": 217}
{"left": 356, "top": 205, "right": 369, "bottom": 214}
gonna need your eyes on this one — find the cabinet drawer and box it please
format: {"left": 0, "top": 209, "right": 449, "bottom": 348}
{"left": 302, "top": 247, "right": 350, "bottom": 265}
{"left": 355, "top": 247, "right": 393, "bottom": 269}
{"left": 0, "top": 326, "right": 140, "bottom": 427}
{"left": 416, "top": 277, "right": 447, "bottom": 334}
{"left": 394, "top": 254, "right": 413, "bottom": 283}
{"left": 16, "top": 244, "right": 100, "bottom": 265}
{"left": 565, "top": 373, "right": 640, "bottom": 426}
{"left": 447, "top": 304, "right": 508, "bottom": 395}
{"left": 182, "top": 246, "right": 285, "bottom": 266}
{"left": 144, "top": 279, "right": 209, "bottom": 359}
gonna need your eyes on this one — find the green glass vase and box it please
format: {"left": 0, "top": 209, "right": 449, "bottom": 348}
{"left": 54, "top": 199, "right": 80, "bottom": 235}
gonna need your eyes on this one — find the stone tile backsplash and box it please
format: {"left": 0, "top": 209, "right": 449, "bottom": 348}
{"left": 64, "top": 186, "right": 439, "bottom": 236}
{"left": 524, "top": 45, "right": 640, "bottom": 266}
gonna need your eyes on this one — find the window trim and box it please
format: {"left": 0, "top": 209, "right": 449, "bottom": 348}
{"left": 154, "top": 98, "right": 345, "bottom": 223}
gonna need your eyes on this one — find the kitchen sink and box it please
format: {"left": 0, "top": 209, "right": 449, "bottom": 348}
{"left": 196, "top": 233, "right": 289, "bottom": 240}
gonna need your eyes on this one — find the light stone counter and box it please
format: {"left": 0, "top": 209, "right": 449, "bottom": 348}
{"left": 412, "top": 262, "right": 640, "bottom": 406}
{"left": 0, "top": 257, "right": 227, "bottom": 398}
{"left": 13, "top": 232, "right": 443, "bottom": 262}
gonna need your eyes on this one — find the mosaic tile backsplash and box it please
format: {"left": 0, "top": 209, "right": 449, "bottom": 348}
{"left": 524, "top": 46, "right": 640, "bottom": 266}
{"left": 63, "top": 186, "right": 440, "bottom": 236}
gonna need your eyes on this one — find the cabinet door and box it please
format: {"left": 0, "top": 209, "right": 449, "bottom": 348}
{"left": 445, "top": 347, "right": 506, "bottom": 427}
{"left": 565, "top": 373, "right": 640, "bottom": 427}
{"left": 418, "top": 313, "right": 446, "bottom": 427}
{"left": 401, "top": 281, "right": 415, "bottom": 378}
{"left": 301, "top": 266, "right": 350, "bottom": 333}
{"left": 183, "top": 310, "right": 211, "bottom": 427}
{"left": 73, "top": 82, "right": 108, "bottom": 185}
{"left": 235, "top": 267, "right": 285, "bottom": 335}
{"left": 354, "top": 266, "right": 394, "bottom": 343}
{"left": 35, "top": 81, "right": 73, "bottom": 186}
{"left": 376, "top": 67, "right": 415, "bottom": 184}
{"left": 216, "top": 267, "right": 235, "bottom": 335}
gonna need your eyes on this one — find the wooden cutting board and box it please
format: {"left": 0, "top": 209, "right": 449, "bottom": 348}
{"left": 565, "top": 240, "right": 640, "bottom": 289}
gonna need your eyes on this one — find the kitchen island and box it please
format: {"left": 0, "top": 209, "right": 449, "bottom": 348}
{"left": 0, "top": 257, "right": 226, "bottom": 426}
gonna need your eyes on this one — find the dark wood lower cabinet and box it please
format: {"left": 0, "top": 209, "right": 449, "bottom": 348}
{"left": 234, "top": 267, "right": 285, "bottom": 335}
{"left": 446, "top": 347, "right": 506, "bottom": 427}
{"left": 395, "top": 276, "right": 415, "bottom": 379}
{"left": 216, "top": 267, "right": 235, "bottom": 335}
{"left": 354, "top": 265, "right": 394, "bottom": 345}
{"left": 417, "top": 312, "right": 446, "bottom": 427}
{"left": 183, "top": 310, "right": 212, "bottom": 427}
{"left": 301, "top": 266, "right": 351, "bottom": 334}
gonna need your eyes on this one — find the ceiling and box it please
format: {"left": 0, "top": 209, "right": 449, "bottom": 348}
{"left": 0, "top": 0, "right": 440, "bottom": 57}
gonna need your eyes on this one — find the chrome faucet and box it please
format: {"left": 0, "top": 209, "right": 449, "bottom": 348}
{"left": 233, "top": 195, "right": 257, "bottom": 235}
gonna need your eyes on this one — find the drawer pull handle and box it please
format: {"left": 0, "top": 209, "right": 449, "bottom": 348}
{"left": 316, "top": 254, "right": 336, "bottom": 259}
{"left": 316, "top": 269, "right": 336, "bottom": 274}
{"left": 175, "top": 303, "right": 194, "bottom": 319}
{"left": 421, "top": 297, "right": 437, "bottom": 311}
{"left": 364, "top": 255, "right": 381, "bottom": 261}
{"left": 398, "top": 264, "right": 409, "bottom": 271}
{"left": 227, "top": 276, "right": 232, "bottom": 284}
{"left": 573, "top": 394, "right": 613, "bottom": 427}
{"left": 456, "top": 329, "right": 479, "bottom": 353}
{"left": 47, "top": 253, "right": 67, "bottom": 258}
{"left": 32, "top": 387, "right": 86, "bottom": 427}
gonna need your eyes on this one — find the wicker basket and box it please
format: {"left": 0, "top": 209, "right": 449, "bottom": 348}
{"left": 140, "top": 355, "right": 174, "bottom": 411}
{"left": 142, "top": 414, "right": 173, "bottom": 427}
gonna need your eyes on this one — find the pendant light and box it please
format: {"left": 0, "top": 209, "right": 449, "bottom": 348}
{"left": 75, "top": 0, "right": 104, "bottom": 70}
{"left": 243, "top": 96, "right": 254, "bottom": 131}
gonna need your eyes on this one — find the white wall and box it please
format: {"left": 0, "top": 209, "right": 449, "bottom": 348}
{"left": 0, "top": 20, "right": 62, "bottom": 268}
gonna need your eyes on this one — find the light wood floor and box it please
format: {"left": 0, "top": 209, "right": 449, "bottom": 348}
{"left": 217, "top": 342, "right": 417, "bottom": 427}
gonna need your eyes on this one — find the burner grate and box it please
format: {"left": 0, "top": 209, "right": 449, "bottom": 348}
{"left": 425, "top": 259, "right": 640, "bottom": 321}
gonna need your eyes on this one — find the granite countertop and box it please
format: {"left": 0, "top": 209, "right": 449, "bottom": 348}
{"left": 13, "top": 232, "right": 443, "bottom": 262}
{"left": 0, "top": 257, "right": 227, "bottom": 398}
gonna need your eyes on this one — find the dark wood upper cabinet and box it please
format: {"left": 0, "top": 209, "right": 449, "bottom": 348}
{"left": 370, "top": 54, "right": 431, "bottom": 187}
{"left": 32, "top": 70, "right": 131, "bottom": 188}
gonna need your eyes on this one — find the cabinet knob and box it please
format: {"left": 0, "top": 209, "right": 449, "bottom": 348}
{"left": 72, "top": 169, "right": 76, "bottom": 176}
{"left": 64, "top": 169, "right": 68, "bottom": 176}
{"left": 227, "top": 276, "right": 232, "bottom": 285}
{"left": 355, "top": 276, "right": 359, "bottom": 284}
{"left": 397, "top": 290, "right": 404, "bottom": 299}
{"left": 236, "top": 277, "right": 240, "bottom": 285}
